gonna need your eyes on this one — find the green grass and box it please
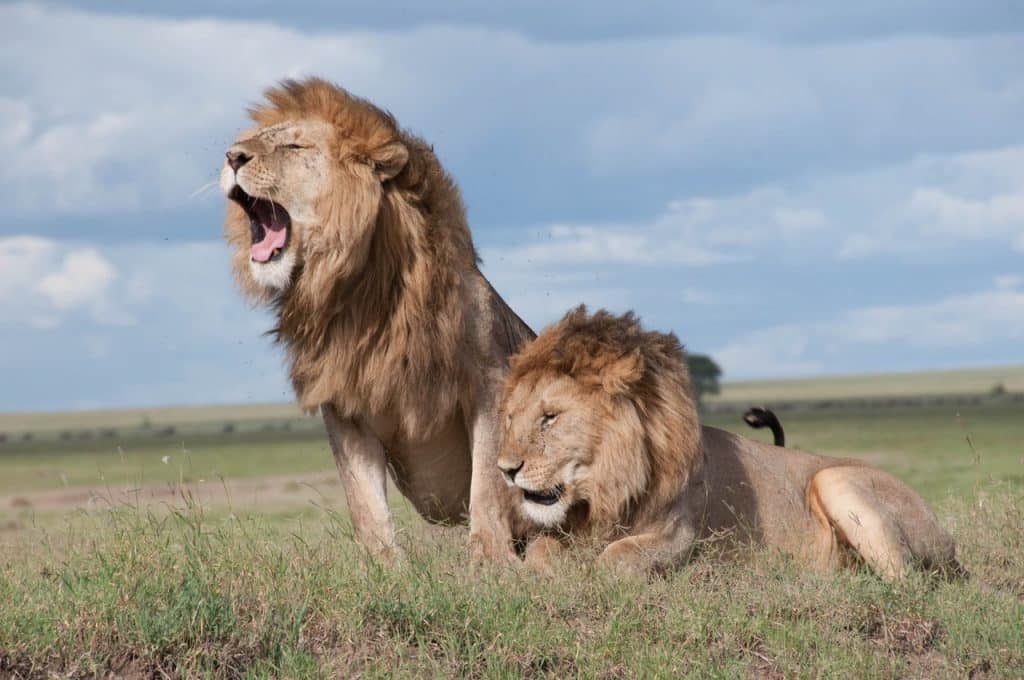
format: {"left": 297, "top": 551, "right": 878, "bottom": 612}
{"left": 1, "top": 378, "right": 1022, "bottom": 676}
{"left": 0, "top": 488, "right": 1021, "bottom": 678}
{"left": 0, "top": 402, "right": 307, "bottom": 436}
{"left": 0, "top": 431, "right": 332, "bottom": 495}
{"left": 705, "top": 402, "right": 1023, "bottom": 501}
{"left": 4, "top": 401, "right": 1020, "bottom": 505}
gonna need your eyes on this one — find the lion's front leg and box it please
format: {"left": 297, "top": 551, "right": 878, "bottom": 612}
{"left": 523, "top": 535, "right": 566, "bottom": 574}
{"left": 322, "top": 404, "right": 401, "bottom": 563}
{"left": 598, "top": 522, "right": 698, "bottom": 577}
{"left": 465, "top": 396, "right": 518, "bottom": 564}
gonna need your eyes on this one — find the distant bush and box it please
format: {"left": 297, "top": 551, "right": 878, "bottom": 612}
{"left": 989, "top": 382, "right": 1008, "bottom": 398}
{"left": 221, "top": 423, "right": 236, "bottom": 435}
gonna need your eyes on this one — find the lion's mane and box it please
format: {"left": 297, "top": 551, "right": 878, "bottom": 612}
{"left": 505, "top": 306, "right": 703, "bottom": 533}
{"left": 225, "top": 79, "right": 496, "bottom": 440}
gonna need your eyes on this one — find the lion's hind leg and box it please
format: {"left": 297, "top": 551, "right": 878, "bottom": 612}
{"left": 809, "top": 465, "right": 957, "bottom": 580}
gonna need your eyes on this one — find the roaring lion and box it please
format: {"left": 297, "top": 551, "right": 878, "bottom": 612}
{"left": 497, "top": 307, "right": 960, "bottom": 579}
{"left": 221, "top": 78, "right": 534, "bottom": 561}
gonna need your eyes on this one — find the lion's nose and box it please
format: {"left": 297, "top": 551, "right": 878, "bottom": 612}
{"left": 225, "top": 149, "right": 252, "bottom": 172}
{"left": 499, "top": 460, "right": 524, "bottom": 483}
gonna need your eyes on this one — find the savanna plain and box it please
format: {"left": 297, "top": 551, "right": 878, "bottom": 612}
{"left": 1, "top": 366, "right": 1022, "bottom": 678}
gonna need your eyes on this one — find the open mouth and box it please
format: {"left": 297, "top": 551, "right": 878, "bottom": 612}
{"left": 229, "top": 186, "right": 291, "bottom": 263}
{"left": 522, "top": 485, "right": 564, "bottom": 506}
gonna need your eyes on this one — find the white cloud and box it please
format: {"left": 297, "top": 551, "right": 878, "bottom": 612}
{"left": 489, "top": 187, "right": 838, "bottom": 269}
{"left": 511, "top": 143, "right": 1024, "bottom": 267}
{"left": 0, "top": 237, "right": 128, "bottom": 328}
{"left": 0, "top": 235, "right": 287, "bottom": 410}
{"left": 479, "top": 246, "right": 631, "bottom": 330}
{"left": 38, "top": 250, "right": 115, "bottom": 308}
{"left": 3, "top": 3, "right": 1024, "bottom": 221}
{"left": 838, "top": 145, "right": 1024, "bottom": 258}
{"left": 714, "top": 276, "right": 1024, "bottom": 378}
{"left": 496, "top": 223, "right": 746, "bottom": 268}
{"left": 0, "top": 3, "right": 382, "bottom": 216}
{"left": 712, "top": 325, "right": 825, "bottom": 378}
{"left": 909, "top": 187, "right": 1024, "bottom": 238}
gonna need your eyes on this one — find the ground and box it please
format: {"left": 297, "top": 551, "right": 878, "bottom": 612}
{"left": 0, "top": 368, "right": 1021, "bottom": 677}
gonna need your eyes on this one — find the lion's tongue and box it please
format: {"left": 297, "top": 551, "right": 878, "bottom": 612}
{"left": 251, "top": 224, "right": 287, "bottom": 263}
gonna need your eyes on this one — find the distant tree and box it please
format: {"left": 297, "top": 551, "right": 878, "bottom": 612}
{"left": 686, "top": 353, "right": 722, "bottom": 406}
{"left": 989, "top": 382, "right": 1007, "bottom": 398}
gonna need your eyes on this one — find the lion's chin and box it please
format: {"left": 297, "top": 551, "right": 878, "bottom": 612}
{"left": 520, "top": 495, "right": 569, "bottom": 527}
{"left": 249, "top": 249, "right": 297, "bottom": 292}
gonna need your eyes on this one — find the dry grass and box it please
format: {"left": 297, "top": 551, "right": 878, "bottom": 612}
{"left": 0, "top": 404, "right": 307, "bottom": 438}
{"left": 1, "top": 486, "right": 1021, "bottom": 678}
{"left": 708, "top": 364, "right": 1024, "bottom": 405}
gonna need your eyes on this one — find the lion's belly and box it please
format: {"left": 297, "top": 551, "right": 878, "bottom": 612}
{"left": 386, "top": 416, "right": 473, "bottom": 525}
{"left": 700, "top": 427, "right": 836, "bottom": 561}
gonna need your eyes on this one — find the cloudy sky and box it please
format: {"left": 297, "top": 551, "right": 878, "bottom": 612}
{"left": 3, "top": 2, "right": 1023, "bottom": 411}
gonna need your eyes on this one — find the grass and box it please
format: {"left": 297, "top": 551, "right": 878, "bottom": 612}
{"left": 0, "top": 487, "right": 1021, "bottom": 678}
{"left": 705, "top": 401, "right": 1023, "bottom": 501}
{"left": 1, "top": 375, "right": 1022, "bottom": 677}
{"left": 0, "top": 403, "right": 306, "bottom": 437}
{"left": 3, "top": 401, "right": 1019, "bottom": 505}
{"left": 707, "top": 364, "right": 1024, "bottom": 405}
{"left": 0, "top": 431, "right": 331, "bottom": 495}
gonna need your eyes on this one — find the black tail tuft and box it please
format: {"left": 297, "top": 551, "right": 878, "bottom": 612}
{"left": 743, "top": 406, "right": 785, "bottom": 447}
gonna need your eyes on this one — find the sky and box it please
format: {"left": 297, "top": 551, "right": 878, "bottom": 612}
{"left": 2, "top": 1, "right": 1023, "bottom": 412}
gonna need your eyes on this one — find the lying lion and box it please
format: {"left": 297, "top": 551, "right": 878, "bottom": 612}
{"left": 221, "top": 78, "right": 534, "bottom": 562}
{"left": 497, "top": 307, "right": 961, "bottom": 579}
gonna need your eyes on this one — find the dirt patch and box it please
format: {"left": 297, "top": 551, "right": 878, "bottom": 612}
{"left": 862, "top": 606, "right": 940, "bottom": 657}
{"left": 746, "top": 635, "right": 783, "bottom": 679}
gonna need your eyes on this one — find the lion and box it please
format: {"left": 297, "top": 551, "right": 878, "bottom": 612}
{"left": 221, "top": 78, "right": 534, "bottom": 562}
{"left": 497, "top": 307, "right": 961, "bottom": 579}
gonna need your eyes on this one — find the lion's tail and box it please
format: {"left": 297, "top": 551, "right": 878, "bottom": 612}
{"left": 743, "top": 406, "right": 785, "bottom": 447}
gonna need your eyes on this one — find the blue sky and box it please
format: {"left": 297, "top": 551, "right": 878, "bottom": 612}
{"left": 2, "top": 2, "right": 1022, "bottom": 412}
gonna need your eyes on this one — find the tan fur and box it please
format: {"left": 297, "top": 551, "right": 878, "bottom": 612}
{"left": 498, "top": 306, "right": 701, "bottom": 537}
{"left": 499, "top": 308, "right": 961, "bottom": 579}
{"left": 223, "top": 78, "right": 534, "bottom": 561}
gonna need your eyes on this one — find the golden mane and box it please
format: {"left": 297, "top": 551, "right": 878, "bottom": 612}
{"left": 225, "top": 78, "right": 500, "bottom": 440}
{"left": 506, "top": 306, "right": 703, "bottom": 532}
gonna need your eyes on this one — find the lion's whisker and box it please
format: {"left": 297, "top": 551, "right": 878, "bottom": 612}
{"left": 189, "top": 180, "right": 219, "bottom": 199}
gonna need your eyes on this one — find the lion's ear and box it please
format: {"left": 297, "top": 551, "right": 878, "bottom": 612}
{"left": 371, "top": 141, "right": 409, "bottom": 182}
{"left": 601, "top": 349, "right": 644, "bottom": 395}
